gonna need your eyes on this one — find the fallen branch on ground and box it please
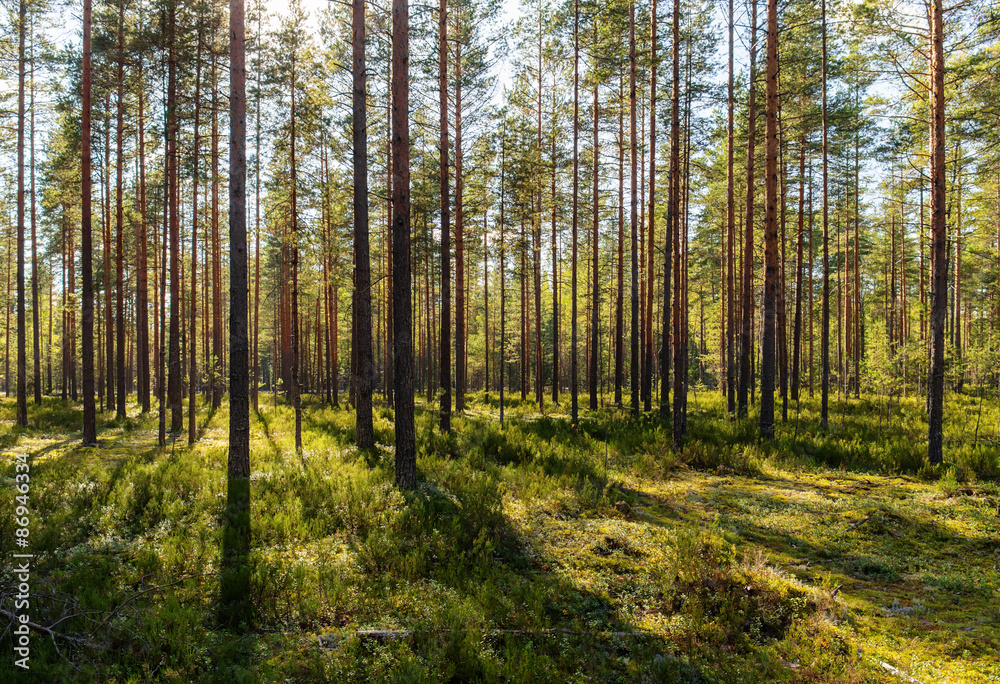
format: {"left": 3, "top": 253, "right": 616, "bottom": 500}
{"left": 845, "top": 515, "right": 872, "bottom": 532}
{"left": 880, "top": 660, "right": 928, "bottom": 684}
{"left": 90, "top": 573, "right": 216, "bottom": 637}
{"left": 0, "top": 608, "right": 86, "bottom": 645}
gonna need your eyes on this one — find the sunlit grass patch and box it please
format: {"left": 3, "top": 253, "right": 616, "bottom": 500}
{"left": 0, "top": 391, "right": 998, "bottom": 681}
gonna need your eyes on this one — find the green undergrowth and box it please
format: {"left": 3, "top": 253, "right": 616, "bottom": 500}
{"left": 0, "top": 390, "right": 997, "bottom": 682}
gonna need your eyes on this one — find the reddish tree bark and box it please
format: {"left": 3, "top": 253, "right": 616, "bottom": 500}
{"left": 438, "top": 0, "right": 451, "bottom": 431}
{"left": 114, "top": 0, "right": 126, "bottom": 420}
{"left": 927, "top": 0, "right": 946, "bottom": 464}
{"left": 738, "top": 0, "right": 758, "bottom": 418}
{"left": 760, "top": 0, "right": 779, "bottom": 439}
{"left": 392, "top": 0, "right": 416, "bottom": 486}
{"left": 354, "top": 0, "right": 375, "bottom": 447}
{"left": 81, "top": 0, "right": 97, "bottom": 445}
{"left": 16, "top": 0, "right": 27, "bottom": 425}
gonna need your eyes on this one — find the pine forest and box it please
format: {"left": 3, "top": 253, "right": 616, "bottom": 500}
{"left": 1, "top": 0, "right": 999, "bottom": 680}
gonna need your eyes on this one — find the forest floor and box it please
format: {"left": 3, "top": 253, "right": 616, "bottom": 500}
{"left": 0, "top": 390, "right": 998, "bottom": 682}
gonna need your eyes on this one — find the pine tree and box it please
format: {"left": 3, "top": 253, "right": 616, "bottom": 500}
{"left": 354, "top": 0, "right": 375, "bottom": 448}
{"left": 114, "top": 0, "right": 127, "bottom": 420}
{"left": 438, "top": 0, "right": 452, "bottom": 432}
{"left": 737, "top": 0, "right": 758, "bottom": 418}
{"left": 223, "top": 0, "right": 252, "bottom": 628}
{"left": 760, "top": 0, "right": 779, "bottom": 438}
{"left": 82, "top": 0, "right": 98, "bottom": 446}
{"left": 16, "top": 0, "right": 27, "bottom": 427}
{"left": 927, "top": 0, "right": 946, "bottom": 464}
{"left": 392, "top": 0, "right": 417, "bottom": 487}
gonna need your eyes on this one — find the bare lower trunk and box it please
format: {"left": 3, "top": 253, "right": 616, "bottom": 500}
{"left": 115, "top": 2, "right": 126, "bottom": 420}
{"left": 16, "top": 0, "right": 27, "bottom": 425}
{"left": 571, "top": 0, "right": 579, "bottom": 424}
{"left": 455, "top": 42, "right": 466, "bottom": 412}
{"left": 927, "top": 0, "right": 946, "bottom": 464}
{"left": 738, "top": 0, "right": 758, "bottom": 418}
{"left": 81, "top": 0, "right": 97, "bottom": 446}
{"left": 354, "top": 0, "right": 375, "bottom": 447}
{"left": 167, "top": 4, "right": 182, "bottom": 435}
{"left": 189, "top": 36, "right": 202, "bottom": 445}
{"left": 820, "top": 0, "right": 830, "bottom": 428}
{"left": 438, "top": 0, "right": 451, "bottom": 432}
{"left": 392, "top": 0, "right": 416, "bottom": 486}
{"left": 629, "top": 0, "right": 639, "bottom": 415}
{"left": 589, "top": 75, "right": 599, "bottom": 410}
{"left": 644, "top": 0, "right": 657, "bottom": 413}
{"left": 760, "top": 0, "right": 779, "bottom": 439}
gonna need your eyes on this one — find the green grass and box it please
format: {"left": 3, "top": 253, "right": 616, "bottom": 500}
{"left": 0, "top": 389, "right": 998, "bottom": 682}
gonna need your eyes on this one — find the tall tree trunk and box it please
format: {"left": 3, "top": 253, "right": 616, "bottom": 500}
{"left": 483, "top": 213, "right": 489, "bottom": 400}
{"left": 105, "top": 100, "right": 114, "bottom": 414}
{"left": 332, "top": 259, "right": 340, "bottom": 406}
{"left": 777, "top": 107, "right": 789, "bottom": 421}
{"left": 792, "top": 136, "right": 805, "bottom": 402}
{"left": 385, "top": 96, "right": 394, "bottom": 408}
{"left": 535, "top": 214, "right": 544, "bottom": 407}
{"left": 890, "top": 179, "right": 897, "bottom": 352}
{"left": 590, "top": 74, "right": 600, "bottom": 410}
{"left": 159, "top": 163, "right": 169, "bottom": 445}
{"left": 820, "top": 0, "right": 830, "bottom": 428}
{"left": 320, "top": 148, "right": 332, "bottom": 403}
{"left": 62, "top": 223, "right": 68, "bottom": 400}
{"left": 438, "top": 0, "right": 451, "bottom": 431}
{"left": 659, "top": 162, "right": 671, "bottom": 417}
{"left": 253, "top": 10, "right": 262, "bottom": 413}
{"left": 681, "top": 73, "right": 692, "bottom": 430}
{"left": 500, "top": 137, "right": 507, "bottom": 423}
{"left": 670, "top": 0, "right": 683, "bottom": 440}
{"left": 629, "top": 0, "right": 639, "bottom": 415}
{"left": 952, "top": 147, "right": 963, "bottom": 390}
{"left": 725, "top": 0, "right": 736, "bottom": 417}
{"left": 189, "top": 34, "right": 202, "bottom": 445}
{"left": 571, "top": 0, "right": 579, "bottom": 424}
{"left": 29, "top": 13, "right": 40, "bottom": 406}
{"left": 167, "top": 2, "right": 182, "bottom": 435}
{"left": 854, "top": 113, "right": 861, "bottom": 397}
{"left": 920, "top": 186, "right": 926, "bottom": 341}
{"left": 71, "top": 220, "right": 77, "bottom": 401}
{"left": 16, "top": 0, "right": 27, "bottom": 426}
{"left": 223, "top": 0, "right": 251, "bottom": 628}
{"left": 738, "top": 0, "right": 758, "bottom": 418}
{"left": 455, "top": 32, "right": 466, "bottom": 412}
{"left": 290, "top": 56, "right": 302, "bottom": 453}
{"left": 520, "top": 220, "right": 527, "bottom": 401}
{"left": 760, "top": 0, "right": 779, "bottom": 439}
{"left": 212, "top": 57, "right": 223, "bottom": 409}
{"left": 47, "top": 252, "right": 53, "bottom": 395}
{"left": 7, "top": 231, "right": 11, "bottom": 397}
{"left": 615, "top": 74, "right": 624, "bottom": 407}
{"left": 807, "top": 153, "right": 814, "bottom": 395}
{"left": 392, "top": 0, "right": 416, "bottom": 486}
{"left": 643, "top": 0, "right": 657, "bottom": 413}
{"left": 427, "top": 219, "right": 435, "bottom": 401}
{"left": 115, "top": 1, "right": 127, "bottom": 420}
{"left": 927, "top": 0, "right": 946, "bottom": 464}
{"left": 81, "top": 0, "right": 96, "bottom": 443}
{"left": 137, "top": 57, "right": 150, "bottom": 413}
{"left": 315, "top": 295, "right": 322, "bottom": 397}
{"left": 551, "top": 91, "right": 560, "bottom": 405}
{"left": 354, "top": 0, "right": 375, "bottom": 447}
